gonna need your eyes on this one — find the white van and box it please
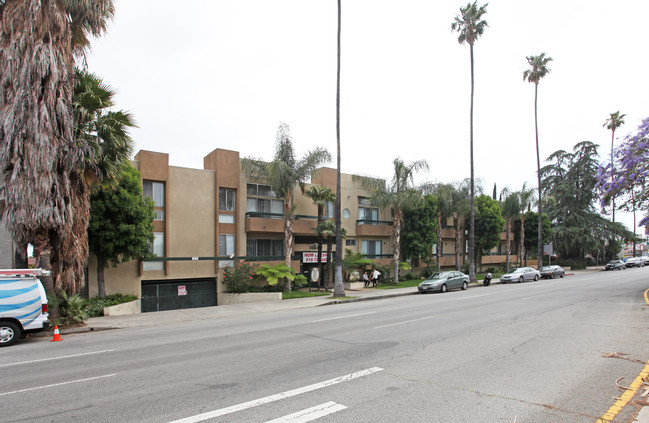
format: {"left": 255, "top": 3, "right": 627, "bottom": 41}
{"left": 0, "top": 269, "right": 51, "bottom": 347}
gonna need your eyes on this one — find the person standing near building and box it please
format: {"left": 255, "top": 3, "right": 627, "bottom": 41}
{"left": 371, "top": 268, "right": 380, "bottom": 287}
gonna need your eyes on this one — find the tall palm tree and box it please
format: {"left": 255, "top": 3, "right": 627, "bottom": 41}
{"left": 364, "top": 158, "right": 428, "bottom": 284}
{"left": 499, "top": 188, "right": 520, "bottom": 273}
{"left": 0, "top": 0, "right": 114, "bottom": 294}
{"left": 524, "top": 52, "right": 552, "bottom": 269}
{"left": 242, "top": 123, "right": 331, "bottom": 293}
{"left": 452, "top": 1, "right": 488, "bottom": 283}
{"left": 305, "top": 186, "right": 335, "bottom": 291}
{"left": 516, "top": 182, "right": 535, "bottom": 266}
{"left": 334, "top": 0, "right": 345, "bottom": 297}
{"left": 603, "top": 111, "right": 626, "bottom": 222}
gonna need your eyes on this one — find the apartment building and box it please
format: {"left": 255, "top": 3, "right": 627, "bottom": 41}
{"left": 85, "top": 149, "right": 394, "bottom": 312}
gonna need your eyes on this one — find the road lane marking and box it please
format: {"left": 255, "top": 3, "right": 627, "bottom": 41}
{"left": 596, "top": 289, "right": 649, "bottom": 422}
{"left": 0, "top": 349, "right": 115, "bottom": 368}
{"left": 373, "top": 315, "right": 436, "bottom": 329}
{"left": 264, "top": 401, "right": 347, "bottom": 423}
{"left": 167, "top": 367, "right": 383, "bottom": 423}
{"left": 0, "top": 374, "right": 116, "bottom": 396}
{"left": 312, "top": 312, "right": 375, "bottom": 323}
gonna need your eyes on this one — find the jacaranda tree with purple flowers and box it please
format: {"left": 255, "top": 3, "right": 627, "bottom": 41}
{"left": 597, "top": 117, "right": 649, "bottom": 249}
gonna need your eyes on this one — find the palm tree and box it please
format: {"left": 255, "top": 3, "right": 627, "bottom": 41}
{"left": 305, "top": 186, "right": 335, "bottom": 291}
{"left": 241, "top": 123, "right": 331, "bottom": 293}
{"left": 452, "top": 1, "right": 488, "bottom": 283}
{"left": 516, "top": 182, "right": 535, "bottom": 266}
{"left": 364, "top": 158, "right": 428, "bottom": 284}
{"left": 334, "top": 0, "right": 345, "bottom": 297}
{"left": 603, "top": 111, "right": 626, "bottom": 222}
{"left": 75, "top": 69, "right": 136, "bottom": 297}
{"left": 524, "top": 52, "right": 552, "bottom": 269}
{"left": 500, "top": 188, "right": 520, "bottom": 273}
{"left": 0, "top": 0, "right": 114, "bottom": 294}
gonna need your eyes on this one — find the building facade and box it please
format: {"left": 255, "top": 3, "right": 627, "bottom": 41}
{"left": 86, "top": 148, "right": 518, "bottom": 312}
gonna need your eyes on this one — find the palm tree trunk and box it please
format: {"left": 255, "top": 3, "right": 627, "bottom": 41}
{"left": 454, "top": 218, "right": 461, "bottom": 271}
{"left": 327, "top": 237, "right": 333, "bottom": 290}
{"left": 468, "top": 43, "right": 476, "bottom": 282}
{"left": 392, "top": 213, "right": 401, "bottom": 284}
{"left": 505, "top": 220, "right": 512, "bottom": 273}
{"left": 611, "top": 129, "right": 616, "bottom": 222}
{"left": 436, "top": 214, "right": 442, "bottom": 271}
{"left": 534, "top": 82, "right": 543, "bottom": 269}
{"left": 283, "top": 201, "right": 294, "bottom": 293}
{"left": 333, "top": 0, "right": 345, "bottom": 297}
{"left": 520, "top": 217, "right": 526, "bottom": 266}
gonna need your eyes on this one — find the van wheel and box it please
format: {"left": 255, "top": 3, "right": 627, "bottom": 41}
{"left": 0, "top": 321, "right": 21, "bottom": 347}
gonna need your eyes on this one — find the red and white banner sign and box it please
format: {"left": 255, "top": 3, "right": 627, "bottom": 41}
{"left": 303, "top": 252, "right": 328, "bottom": 263}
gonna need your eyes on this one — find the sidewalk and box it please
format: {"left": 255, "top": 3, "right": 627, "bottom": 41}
{"left": 74, "top": 268, "right": 599, "bottom": 333}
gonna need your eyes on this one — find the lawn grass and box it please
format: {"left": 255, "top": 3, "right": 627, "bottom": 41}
{"left": 282, "top": 290, "right": 331, "bottom": 300}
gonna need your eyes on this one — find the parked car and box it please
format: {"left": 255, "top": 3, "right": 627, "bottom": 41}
{"left": 540, "top": 265, "right": 565, "bottom": 279}
{"left": 625, "top": 257, "right": 645, "bottom": 268}
{"left": 642, "top": 256, "right": 649, "bottom": 266}
{"left": 605, "top": 260, "right": 625, "bottom": 270}
{"left": 418, "top": 271, "right": 469, "bottom": 293}
{"left": 500, "top": 267, "right": 541, "bottom": 284}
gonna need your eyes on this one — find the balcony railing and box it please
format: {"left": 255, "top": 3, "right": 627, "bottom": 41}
{"left": 356, "top": 219, "right": 392, "bottom": 226}
{"left": 245, "top": 212, "right": 319, "bottom": 220}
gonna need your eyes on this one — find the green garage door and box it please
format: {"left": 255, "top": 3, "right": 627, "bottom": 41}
{"left": 141, "top": 278, "right": 217, "bottom": 313}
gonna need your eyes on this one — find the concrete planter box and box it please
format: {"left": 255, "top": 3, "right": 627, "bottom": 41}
{"left": 344, "top": 281, "right": 366, "bottom": 290}
{"left": 219, "top": 292, "right": 282, "bottom": 305}
{"left": 104, "top": 300, "right": 141, "bottom": 316}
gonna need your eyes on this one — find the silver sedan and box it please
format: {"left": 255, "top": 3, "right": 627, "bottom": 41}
{"left": 500, "top": 267, "right": 541, "bottom": 284}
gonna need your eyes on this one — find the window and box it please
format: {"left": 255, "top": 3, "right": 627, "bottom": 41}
{"left": 143, "top": 181, "right": 165, "bottom": 221}
{"left": 324, "top": 200, "right": 334, "bottom": 219}
{"left": 218, "top": 215, "right": 235, "bottom": 224}
{"left": 358, "top": 197, "right": 378, "bottom": 224}
{"left": 362, "top": 240, "right": 382, "bottom": 258}
{"left": 246, "top": 239, "right": 283, "bottom": 258}
{"left": 219, "top": 188, "right": 236, "bottom": 211}
{"left": 219, "top": 234, "right": 235, "bottom": 268}
{"left": 247, "top": 183, "right": 283, "bottom": 219}
{"left": 346, "top": 239, "right": 356, "bottom": 246}
{"left": 143, "top": 232, "right": 164, "bottom": 271}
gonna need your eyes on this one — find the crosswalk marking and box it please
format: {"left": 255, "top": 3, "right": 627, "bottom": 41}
{"left": 168, "top": 367, "right": 383, "bottom": 423}
{"left": 264, "top": 401, "right": 347, "bottom": 423}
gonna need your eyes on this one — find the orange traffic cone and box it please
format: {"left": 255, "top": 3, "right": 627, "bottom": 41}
{"left": 50, "top": 325, "right": 63, "bottom": 342}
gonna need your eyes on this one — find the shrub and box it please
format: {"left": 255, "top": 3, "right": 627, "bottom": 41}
{"left": 223, "top": 261, "right": 258, "bottom": 293}
{"left": 58, "top": 291, "right": 88, "bottom": 324}
{"left": 84, "top": 293, "right": 137, "bottom": 318}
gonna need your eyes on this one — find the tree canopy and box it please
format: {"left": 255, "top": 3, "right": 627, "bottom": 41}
{"left": 401, "top": 194, "right": 438, "bottom": 265}
{"left": 88, "top": 164, "right": 154, "bottom": 297}
{"left": 473, "top": 194, "right": 505, "bottom": 258}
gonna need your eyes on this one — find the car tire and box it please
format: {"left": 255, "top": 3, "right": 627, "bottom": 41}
{"left": 550, "top": 273, "right": 554, "bottom": 279}
{"left": 518, "top": 276, "right": 524, "bottom": 283}
{"left": 0, "top": 321, "right": 21, "bottom": 347}
{"left": 534, "top": 275, "right": 539, "bottom": 281}
{"left": 462, "top": 281, "right": 468, "bottom": 290}
{"left": 560, "top": 272, "right": 564, "bottom": 278}
{"left": 502, "top": 281, "right": 507, "bottom": 284}
{"left": 441, "top": 284, "right": 447, "bottom": 293}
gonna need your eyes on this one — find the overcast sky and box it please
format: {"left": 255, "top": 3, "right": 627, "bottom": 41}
{"left": 86, "top": 0, "right": 648, "bottom": 236}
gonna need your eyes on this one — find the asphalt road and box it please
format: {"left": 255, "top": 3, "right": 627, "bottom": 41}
{"left": 2, "top": 268, "right": 649, "bottom": 423}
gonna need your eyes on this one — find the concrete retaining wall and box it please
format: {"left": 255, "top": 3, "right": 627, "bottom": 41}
{"left": 218, "top": 292, "right": 282, "bottom": 305}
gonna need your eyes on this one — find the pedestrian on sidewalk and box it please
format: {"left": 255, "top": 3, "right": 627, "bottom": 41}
{"left": 371, "top": 268, "right": 380, "bottom": 287}
{"left": 362, "top": 271, "right": 371, "bottom": 288}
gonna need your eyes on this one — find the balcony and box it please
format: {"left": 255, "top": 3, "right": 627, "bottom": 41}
{"left": 245, "top": 212, "right": 318, "bottom": 235}
{"left": 355, "top": 219, "right": 393, "bottom": 237}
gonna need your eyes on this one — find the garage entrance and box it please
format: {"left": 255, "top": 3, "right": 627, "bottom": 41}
{"left": 141, "top": 278, "right": 217, "bottom": 313}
